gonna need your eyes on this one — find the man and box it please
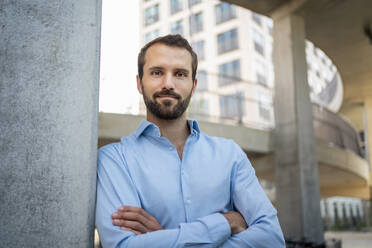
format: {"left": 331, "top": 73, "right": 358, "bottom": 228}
{"left": 96, "top": 34, "right": 285, "bottom": 247}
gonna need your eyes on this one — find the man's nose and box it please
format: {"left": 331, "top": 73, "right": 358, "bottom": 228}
{"left": 161, "top": 73, "right": 175, "bottom": 89}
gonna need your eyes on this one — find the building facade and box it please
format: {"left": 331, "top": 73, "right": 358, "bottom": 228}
{"left": 139, "top": 0, "right": 343, "bottom": 130}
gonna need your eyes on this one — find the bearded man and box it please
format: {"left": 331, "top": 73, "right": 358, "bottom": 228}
{"left": 95, "top": 34, "right": 285, "bottom": 248}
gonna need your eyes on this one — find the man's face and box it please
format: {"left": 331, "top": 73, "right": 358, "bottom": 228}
{"left": 137, "top": 43, "right": 196, "bottom": 120}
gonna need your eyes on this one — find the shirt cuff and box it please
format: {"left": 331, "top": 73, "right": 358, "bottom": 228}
{"left": 197, "top": 213, "right": 231, "bottom": 244}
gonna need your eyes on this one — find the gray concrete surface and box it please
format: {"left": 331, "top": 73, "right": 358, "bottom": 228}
{"left": 272, "top": 11, "right": 324, "bottom": 243}
{"left": 0, "top": 1, "right": 102, "bottom": 247}
{"left": 325, "top": 232, "right": 372, "bottom": 248}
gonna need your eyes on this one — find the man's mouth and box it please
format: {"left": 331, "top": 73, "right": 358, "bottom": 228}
{"left": 157, "top": 95, "right": 178, "bottom": 99}
{"left": 154, "top": 91, "right": 181, "bottom": 100}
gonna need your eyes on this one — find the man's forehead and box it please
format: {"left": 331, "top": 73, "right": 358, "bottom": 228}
{"left": 144, "top": 43, "right": 192, "bottom": 69}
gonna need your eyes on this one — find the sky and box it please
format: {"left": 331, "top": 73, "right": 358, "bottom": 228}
{"left": 99, "top": 1, "right": 140, "bottom": 114}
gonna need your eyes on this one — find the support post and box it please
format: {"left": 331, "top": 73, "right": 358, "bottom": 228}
{"left": 272, "top": 11, "right": 324, "bottom": 244}
{"left": 0, "top": 1, "right": 102, "bottom": 246}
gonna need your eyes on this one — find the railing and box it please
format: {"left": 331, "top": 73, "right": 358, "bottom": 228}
{"left": 312, "top": 103, "right": 363, "bottom": 157}
{"left": 138, "top": 88, "right": 363, "bottom": 158}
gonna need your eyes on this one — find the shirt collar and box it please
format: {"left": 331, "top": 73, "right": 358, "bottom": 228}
{"left": 134, "top": 119, "right": 200, "bottom": 139}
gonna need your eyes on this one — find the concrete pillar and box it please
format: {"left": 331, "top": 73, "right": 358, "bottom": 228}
{"left": 272, "top": 12, "right": 324, "bottom": 244}
{"left": 0, "top": 1, "right": 101, "bottom": 247}
{"left": 365, "top": 97, "right": 372, "bottom": 226}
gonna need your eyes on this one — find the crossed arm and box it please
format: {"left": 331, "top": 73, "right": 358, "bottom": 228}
{"left": 111, "top": 206, "right": 247, "bottom": 236}
{"left": 96, "top": 147, "right": 285, "bottom": 248}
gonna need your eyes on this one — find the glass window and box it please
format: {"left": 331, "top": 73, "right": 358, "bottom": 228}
{"left": 217, "top": 28, "right": 238, "bottom": 54}
{"left": 219, "top": 93, "right": 244, "bottom": 119}
{"left": 192, "top": 40, "right": 205, "bottom": 60}
{"left": 215, "top": 2, "right": 236, "bottom": 24}
{"left": 188, "top": 0, "right": 201, "bottom": 7}
{"left": 144, "top": 5, "right": 159, "bottom": 26}
{"left": 170, "top": 20, "right": 184, "bottom": 35}
{"left": 196, "top": 70, "right": 207, "bottom": 90}
{"left": 267, "top": 19, "right": 273, "bottom": 35}
{"left": 218, "top": 60, "right": 241, "bottom": 86}
{"left": 252, "top": 12, "right": 262, "bottom": 26}
{"left": 255, "top": 59, "right": 267, "bottom": 86}
{"left": 257, "top": 92, "right": 271, "bottom": 121}
{"left": 170, "top": 0, "right": 183, "bottom": 15}
{"left": 144, "top": 29, "right": 160, "bottom": 43}
{"left": 189, "top": 12, "right": 203, "bottom": 35}
{"left": 190, "top": 97, "right": 209, "bottom": 115}
{"left": 252, "top": 28, "right": 264, "bottom": 56}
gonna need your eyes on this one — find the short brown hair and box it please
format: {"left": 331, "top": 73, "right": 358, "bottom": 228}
{"left": 138, "top": 34, "right": 198, "bottom": 81}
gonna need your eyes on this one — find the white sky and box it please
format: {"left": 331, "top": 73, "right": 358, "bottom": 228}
{"left": 99, "top": 1, "right": 140, "bottom": 114}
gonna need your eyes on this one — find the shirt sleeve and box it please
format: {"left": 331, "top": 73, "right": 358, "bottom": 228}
{"left": 95, "top": 144, "right": 231, "bottom": 248}
{"left": 219, "top": 150, "right": 285, "bottom": 248}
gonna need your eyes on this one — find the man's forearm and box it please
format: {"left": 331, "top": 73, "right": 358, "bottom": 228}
{"left": 99, "top": 213, "right": 231, "bottom": 248}
{"left": 219, "top": 214, "right": 285, "bottom": 248}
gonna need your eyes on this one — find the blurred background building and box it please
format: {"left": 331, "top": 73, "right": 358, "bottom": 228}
{"left": 135, "top": 0, "right": 369, "bottom": 232}
{"left": 140, "top": 0, "right": 343, "bottom": 128}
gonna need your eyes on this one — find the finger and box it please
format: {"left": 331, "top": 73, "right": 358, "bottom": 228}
{"left": 116, "top": 211, "right": 150, "bottom": 227}
{"left": 118, "top": 206, "right": 155, "bottom": 223}
{"left": 120, "top": 220, "right": 148, "bottom": 233}
{"left": 121, "top": 226, "right": 142, "bottom": 235}
{"left": 119, "top": 206, "right": 152, "bottom": 218}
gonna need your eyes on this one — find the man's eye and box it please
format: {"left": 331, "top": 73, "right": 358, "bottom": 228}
{"left": 151, "top": 71, "right": 162, "bottom": 76}
{"left": 175, "top": 72, "right": 187, "bottom": 77}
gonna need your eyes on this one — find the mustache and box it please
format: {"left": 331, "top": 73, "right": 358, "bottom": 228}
{"left": 153, "top": 89, "right": 181, "bottom": 99}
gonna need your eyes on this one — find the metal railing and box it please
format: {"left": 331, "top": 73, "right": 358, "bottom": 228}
{"left": 312, "top": 103, "right": 363, "bottom": 157}
{"left": 138, "top": 86, "right": 363, "bottom": 158}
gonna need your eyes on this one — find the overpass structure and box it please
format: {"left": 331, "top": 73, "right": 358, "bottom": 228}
{"left": 221, "top": 0, "right": 372, "bottom": 244}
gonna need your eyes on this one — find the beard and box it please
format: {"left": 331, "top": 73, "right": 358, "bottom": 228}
{"left": 141, "top": 82, "right": 193, "bottom": 120}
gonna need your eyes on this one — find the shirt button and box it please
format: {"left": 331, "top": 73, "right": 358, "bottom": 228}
{"left": 181, "top": 170, "right": 184, "bottom": 175}
{"left": 169, "top": 146, "right": 173, "bottom": 150}
{"left": 186, "top": 200, "right": 191, "bottom": 204}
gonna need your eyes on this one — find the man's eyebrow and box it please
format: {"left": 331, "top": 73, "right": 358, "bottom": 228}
{"left": 148, "top": 66, "right": 164, "bottom": 71}
{"left": 174, "top": 68, "right": 190, "bottom": 74}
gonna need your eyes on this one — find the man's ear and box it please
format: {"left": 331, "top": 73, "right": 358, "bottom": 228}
{"left": 192, "top": 78, "right": 197, "bottom": 95}
{"left": 136, "top": 75, "right": 143, "bottom": 94}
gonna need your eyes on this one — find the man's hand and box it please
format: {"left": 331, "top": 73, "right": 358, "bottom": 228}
{"left": 222, "top": 211, "right": 248, "bottom": 235}
{"left": 112, "top": 206, "right": 163, "bottom": 235}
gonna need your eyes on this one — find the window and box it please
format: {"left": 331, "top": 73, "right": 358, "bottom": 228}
{"left": 217, "top": 28, "right": 238, "bottom": 54}
{"left": 267, "top": 20, "right": 273, "bottom": 35}
{"left": 255, "top": 59, "right": 267, "bottom": 86}
{"left": 252, "top": 12, "right": 262, "bottom": 26}
{"left": 144, "top": 5, "right": 159, "bottom": 26}
{"left": 190, "top": 97, "right": 209, "bottom": 115}
{"left": 257, "top": 92, "right": 271, "bottom": 121}
{"left": 215, "top": 3, "right": 236, "bottom": 24}
{"left": 170, "top": 0, "right": 183, "bottom": 14}
{"left": 170, "top": 20, "right": 184, "bottom": 35}
{"left": 189, "top": 12, "right": 203, "bottom": 35}
{"left": 192, "top": 40, "right": 205, "bottom": 60}
{"left": 219, "top": 93, "right": 244, "bottom": 119}
{"left": 144, "top": 29, "right": 160, "bottom": 43}
{"left": 188, "top": 0, "right": 201, "bottom": 7}
{"left": 218, "top": 60, "right": 241, "bottom": 86}
{"left": 252, "top": 29, "right": 264, "bottom": 56}
{"left": 196, "top": 70, "right": 207, "bottom": 90}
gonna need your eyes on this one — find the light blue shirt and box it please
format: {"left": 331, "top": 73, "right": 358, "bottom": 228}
{"left": 96, "top": 120, "right": 285, "bottom": 248}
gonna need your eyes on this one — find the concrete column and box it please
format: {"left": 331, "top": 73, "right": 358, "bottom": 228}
{"left": 365, "top": 97, "right": 372, "bottom": 226}
{"left": 272, "top": 12, "right": 324, "bottom": 244}
{"left": 0, "top": 1, "right": 101, "bottom": 247}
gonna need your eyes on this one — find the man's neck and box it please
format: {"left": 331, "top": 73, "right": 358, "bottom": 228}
{"left": 146, "top": 112, "right": 190, "bottom": 148}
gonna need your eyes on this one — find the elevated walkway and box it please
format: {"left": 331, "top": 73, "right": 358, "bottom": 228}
{"left": 98, "top": 108, "right": 370, "bottom": 199}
